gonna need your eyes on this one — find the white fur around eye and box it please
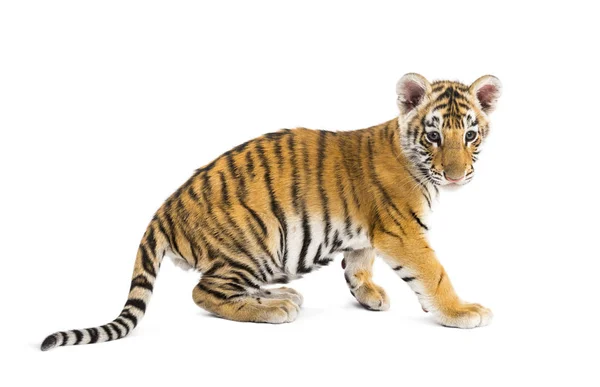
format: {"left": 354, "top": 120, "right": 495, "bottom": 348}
{"left": 463, "top": 110, "right": 479, "bottom": 143}
{"left": 463, "top": 110, "right": 477, "bottom": 128}
{"left": 425, "top": 112, "right": 442, "bottom": 129}
{"left": 424, "top": 112, "right": 443, "bottom": 146}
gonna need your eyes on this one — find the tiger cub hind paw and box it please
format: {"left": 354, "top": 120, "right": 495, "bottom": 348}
{"left": 435, "top": 303, "right": 493, "bottom": 328}
{"left": 261, "top": 287, "right": 304, "bottom": 307}
{"left": 240, "top": 297, "right": 300, "bottom": 324}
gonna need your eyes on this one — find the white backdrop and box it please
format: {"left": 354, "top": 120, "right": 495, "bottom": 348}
{"left": 1, "top": 1, "right": 599, "bottom": 386}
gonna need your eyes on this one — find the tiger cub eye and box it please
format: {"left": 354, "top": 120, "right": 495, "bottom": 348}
{"left": 465, "top": 130, "right": 477, "bottom": 141}
{"left": 426, "top": 131, "right": 440, "bottom": 143}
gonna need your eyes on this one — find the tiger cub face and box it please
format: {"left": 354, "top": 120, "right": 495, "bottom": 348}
{"left": 396, "top": 73, "right": 502, "bottom": 186}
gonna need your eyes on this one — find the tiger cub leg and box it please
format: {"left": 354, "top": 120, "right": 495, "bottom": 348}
{"left": 375, "top": 233, "right": 492, "bottom": 329}
{"left": 192, "top": 276, "right": 300, "bottom": 324}
{"left": 342, "top": 248, "right": 390, "bottom": 311}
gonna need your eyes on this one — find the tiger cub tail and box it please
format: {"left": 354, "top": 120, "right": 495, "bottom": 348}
{"left": 40, "top": 218, "right": 168, "bottom": 351}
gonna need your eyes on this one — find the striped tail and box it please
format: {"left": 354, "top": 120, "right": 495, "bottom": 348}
{"left": 41, "top": 220, "right": 168, "bottom": 351}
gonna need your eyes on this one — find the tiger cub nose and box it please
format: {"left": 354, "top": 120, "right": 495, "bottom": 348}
{"left": 444, "top": 172, "right": 465, "bottom": 183}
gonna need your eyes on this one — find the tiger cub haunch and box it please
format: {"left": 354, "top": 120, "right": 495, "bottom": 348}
{"left": 41, "top": 73, "right": 501, "bottom": 350}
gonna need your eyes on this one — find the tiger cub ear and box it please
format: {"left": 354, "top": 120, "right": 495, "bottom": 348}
{"left": 396, "top": 73, "right": 432, "bottom": 115}
{"left": 470, "top": 75, "right": 502, "bottom": 114}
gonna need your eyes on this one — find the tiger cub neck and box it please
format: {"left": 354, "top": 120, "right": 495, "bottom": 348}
{"left": 359, "top": 118, "right": 436, "bottom": 218}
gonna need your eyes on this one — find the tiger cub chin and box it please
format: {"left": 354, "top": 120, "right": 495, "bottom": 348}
{"left": 41, "top": 73, "right": 501, "bottom": 351}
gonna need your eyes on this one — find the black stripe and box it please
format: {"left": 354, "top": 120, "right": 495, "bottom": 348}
{"left": 258, "top": 259, "right": 273, "bottom": 278}
{"left": 297, "top": 211, "right": 312, "bottom": 273}
{"left": 402, "top": 277, "right": 416, "bottom": 282}
{"left": 201, "top": 171, "right": 212, "bottom": 203}
{"left": 312, "top": 244, "right": 323, "bottom": 265}
{"left": 174, "top": 207, "right": 196, "bottom": 265}
{"left": 331, "top": 230, "right": 343, "bottom": 251}
{"left": 383, "top": 205, "right": 407, "bottom": 237}
{"left": 73, "top": 330, "right": 83, "bottom": 345}
{"left": 140, "top": 245, "right": 157, "bottom": 277}
{"left": 421, "top": 186, "right": 432, "bottom": 209}
{"left": 288, "top": 134, "right": 301, "bottom": 213}
{"left": 153, "top": 215, "right": 170, "bottom": 245}
{"left": 219, "top": 171, "right": 230, "bottom": 206}
{"left": 146, "top": 226, "right": 157, "bottom": 255}
{"left": 264, "top": 130, "right": 290, "bottom": 140}
{"left": 317, "top": 131, "right": 331, "bottom": 246}
{"left": 109, "top": 322, "right": 122, "bottom": 339}
{"left": 228, "top": 152, "right": 249, "bottom": 204}
{"left": 223, "top": 281, "right": 249, "bottom": 292}
{"left": 125, "top": 298, "right": 147, "bottom": 313}
{"left": 240, "top": 201, "right": 267, "bottom": 236}
{"left": 437, "top": 271, "right": 445, "bottom": 289}
{"left": 380, "top": 122, "right": 388, "bottom": 141}
{"left": 60, "top": 331, "right": 69, "bottom": 346}
{"left": 229, "top": 269, "right": 261, "bottom": 289}
{"left": 263, "top": 259, "right": 274, "bottom": 276}
{"left": 190, "top": 245, "right": 199, "bottom": 267}
{"left": 101, "top": 325, "right": 113, "bottom": 341}
{"left": 373, "top": 217, "right": 404, "bottom": 241}
{"left": 245, "top": 151, "right": 255, "bottom": 178}
{"left": 203, "top": 261, "right": 225, "bottom": 276}
{"left": 273, "top": 135, "right": 284, "bottom": 171}
{"left": 255, "top": 260, "right": 268, "bottom": 282}
{"left": 244, "top": 214, "right": 275, "bottom": 264}
{"left": 187, "top": 185, "right": 199, "bottom": 202}
{"left": 120, "top": 310, "right": 138, "bottom": 327}
{"left": 389, "top": 123, "right": 396, "bottom": 144}
{"left": 209, "top": 273, "right": 252, "bottom": 285}
{"left": 393, "top": 265, "right": 403, "bottom": 271}
{"left": 256, "top": 141, "right": 288, "bottom": 268}
{"left": 162, "top": 207, "right": 182, "bottom": 256}
{"left": 410, "top": 211, "right": 429, "bottom": 230}
{"left": 130, "top": 274, "right": 153, "bottom": 292}
{"left": 432, "top": 84, "right": 445, "bottom": 92}
{"left": 457, "top": 101, "right": 471, "bottom": 111}
{"left": 431, "top": 103, "right": 447, "bottom": 112}
{"left": 332, "top": 141, "right": 353, "bottom": 238}
{"left": 196, "top": 282, "right": 236, "bottom": 300}
{"left": 316, "top": 257, "right": 333, "bottom": 266}
{"left": 114, "top": 318, "right": 131, "bottom": 336}
{"left": 86, "top": 328, "right": 99, "bottom": 344}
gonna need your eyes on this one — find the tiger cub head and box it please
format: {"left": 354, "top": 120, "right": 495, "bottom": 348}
{"left": 396, "top": 73, "right": 501, "bottom": 186}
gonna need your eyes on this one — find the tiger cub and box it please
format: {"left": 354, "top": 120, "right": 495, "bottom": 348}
{"left": 41, "top": 73, "right": 501, "bottom": 350}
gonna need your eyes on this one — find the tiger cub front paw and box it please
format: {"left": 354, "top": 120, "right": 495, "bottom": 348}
{"left": 435, "top": 303, "right": 493, "bottom": 328}
{"left": 351, "top": 282, "right": 390, "bottom": 311}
